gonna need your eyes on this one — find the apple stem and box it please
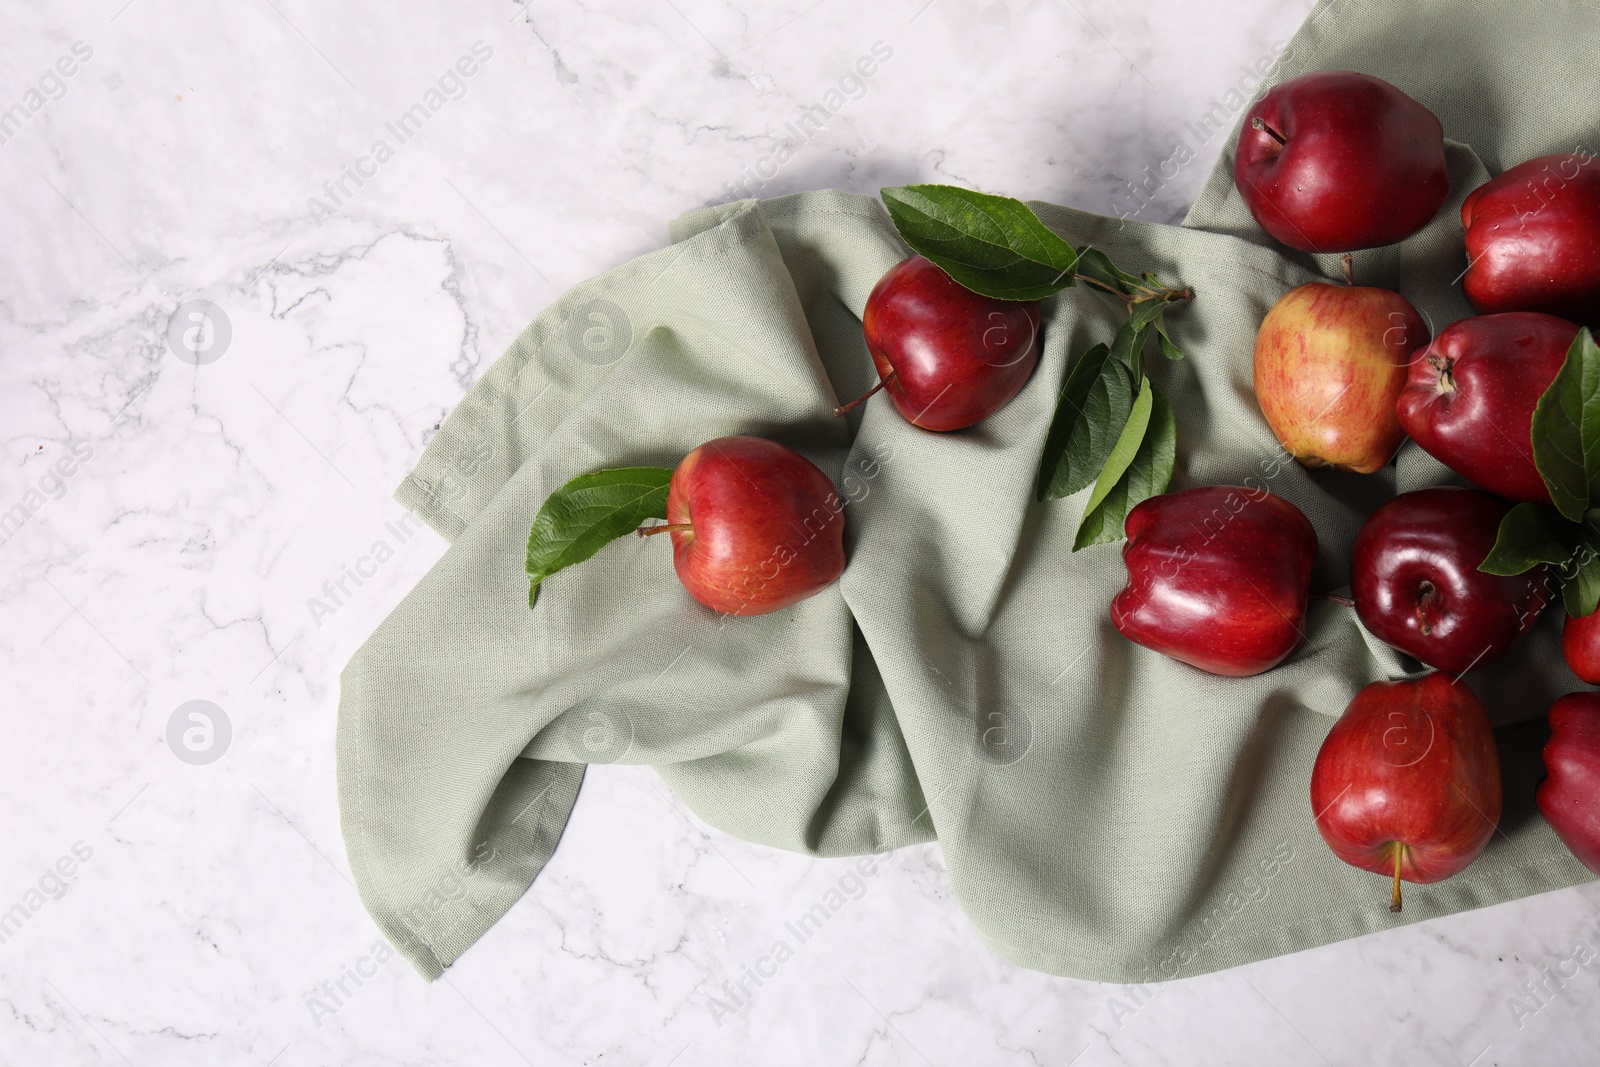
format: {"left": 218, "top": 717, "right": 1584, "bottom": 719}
{"left": 1416, "top": 580, "right": 1437, "bottom": 637}
{"left": 637, "top": 522, "right": 692, "bottom": 538}
{"left": 1316, "top": 592, "right": 1356, "bottom": 608}
{"left": 833, "top": 372, "right": 895, "bottom": 418}
{"left": 1251, "top": 116, "right": 1287, "bottom": 146}
{"left": 1390, "top": 845, "right": 1404, "bottom": 913}
{"left": 1342, "top": 253, "right": 1354, "bottom": 286}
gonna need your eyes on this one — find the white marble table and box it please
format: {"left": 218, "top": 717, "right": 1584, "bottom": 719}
{"left": 3, "top": 0, "right": 1598, "bottom": 1064}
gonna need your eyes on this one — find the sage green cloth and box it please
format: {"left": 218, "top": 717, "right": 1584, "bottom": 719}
{"left": 338, "top": 0, "right": 1599, "bottom": 982}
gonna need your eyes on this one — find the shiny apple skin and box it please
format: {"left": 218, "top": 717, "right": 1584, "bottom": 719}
{"left": 1395, "top": 312, "right": 1577, "bottom": 505}
{"left": 1253, "top": 282, "right": 1428, "bottom": 473}
{"left": 1351, "top": 487, "right": 1552, "bottom": 674}
{"left": 1311, "top": 674, "right": 1501, "bottom": 890}
{"left": 1111, "top": 485, "right": 1317, "bottom": 677}
{"left": 665, "top": 435, "right": 845, "bottom": 616}
{"left": 1562, "top": 612, "right": 1600, "bottom": 685}
{"left": 861, "top": 255, "right": 1041, "bottom": 432}
{"left": 1462, "top": 152, "right": 1600, "bottom": 330}
{"left": 1538, "top": 692, "right": 1600, "bottom": 874}
{"left": 1234, "top": 71, "right": 1449, "bottom": 253}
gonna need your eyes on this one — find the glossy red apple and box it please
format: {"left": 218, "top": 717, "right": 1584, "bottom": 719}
{"left": 1351, "top": 487, "right": 1553, "bottom": 674}
{"left": 1311, "top": 673, "right": 1501, "bottom": 911}
{"left": 1538, "top": 692, "right": 1600, "bottom": 874}
{"left": 1253, "top": 281, "right": 1428, "bottom": 472}
{"left": 1111, "top": 484, "right": 1317, "bottom": 677}
{"left": 1235, "top": 71, "right": 1449, "bottom": 253}
{"left": 1562, "top": 612, "right": 1600, "bottom": 684}
{"left": 1463, "top": 151, "right": 1600, "bottom": 330}
{"left": 1396, "top": 312, "right": 1578, "bottom": 504}
{"left": 844, "top": 255, "right": 1040, "bottom": 431}
{"left": 651, "top": 435, "right": 845, "bottom": 616}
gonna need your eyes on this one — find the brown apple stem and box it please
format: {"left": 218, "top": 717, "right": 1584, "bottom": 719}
{"left": 636, "top": 522, "right": 692, "bottom": 538}
{"left": 833, "top": 372, "right": 895, "bottom": 418}
{"left": 1251, "top": 116, "right": 1287, "bottom": 146}
{"left": 1342, "top": 253, "right": 1354, "bottom": 286}
{"left": 1073, "top": 274, "right": 1194, "bottom": 305}
{"left": 1316, "top": 592, "right": 1356, "bottom": 608}
{"left": 1416, "top": 580, "right": 1437, "bottom": 637}
{"left": 1390, "top": 846, "right": 1404, "bottom": 913}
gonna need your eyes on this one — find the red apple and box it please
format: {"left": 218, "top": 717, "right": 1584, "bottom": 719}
{"left": 1253, "top": 282, "right": 1428, "bottom": 472}
{"left": 657, "top": 435, "right": 845, "bottom": 616}
{"left": 1462, "top": 152, "right": 1600, "bottom": 330}
{"left": 1235, "top": 71, "right": 1449, "bottom": 253}
{"left": 1563, "top": 611, "right": 1600, "bottom": 684}
{"left": 1351, "top": 487, "right": 1552, "bottom": 674}
{"left": 1538, "top": 692, "right": 1600, "bottom": 874}
{"left": 847, "top": 255, "right": 1040, "bottom": 431}
{"left": 1396, "top": 312, "right": 1578, "bottom": 504}
{"left": 1111, "top": 485, "right": 1317, "bottom": 677}
{"left": 1311, "top": 673, "right": 1501, "bottom": 911}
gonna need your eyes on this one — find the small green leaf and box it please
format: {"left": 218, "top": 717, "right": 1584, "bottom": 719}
{"left": 1130, "top": 297, "right": 1167, "bottom": 332}
{"left": 1479, "top": 503, "right": 1570, "bottom": 575}
{"left": 1073, "top": 380, "right": 1178, "bottom": 550}
{"left": 1038, "top": 349, "right": 1137, "bottom": 500}
{"left": 526, "top": 466, "right": 674, "bottom": 605}
{"left": 1074, "top": 247, "right": 1145, "bottom": 296}
{"left": 1109, "top": 318, "right": 1152, "bottom": 370}
{"left": 1081, "top": 377, "right": 1154, "bottom": 519}
{"left": 1155, "top": 319, "right": 1184, "bottom": 361}
{"left": 1563, "top": 549, "right": 1600, "bottom": 618}
{"left": 1533, "top": 328, "right": 1600, "bottom": 522}
{"left": 879, "top": 185, "right": 1079, "bottom": 300}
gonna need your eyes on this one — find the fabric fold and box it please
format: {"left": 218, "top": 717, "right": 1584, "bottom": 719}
{"left": 341, "top": 0, "right": 1599, "bottom": 983}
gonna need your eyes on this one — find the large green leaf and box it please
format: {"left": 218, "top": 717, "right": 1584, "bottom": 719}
{"left": 1479, "top": 502, "right": 1571, "bottom": 575}
{"left": 1080, "top": 377, "right": 1154, "bottom": 519}
{"left": 526, "top": 467, "right": 674, "bottom": 606}
{"left": 879, "top": 185, "right": 1079, "bottom": 301}
{"left": 1036, "top": 346, "right": 1138, "bottom": 501}
{"left": 1073, "top": 380, "right": 1178, "bottom": 550}
{"left": 1533, "top": 328, "right": 1600, "bottom": 522}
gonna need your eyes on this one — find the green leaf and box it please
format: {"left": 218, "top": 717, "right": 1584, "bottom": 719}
{"left": 526, "top": 466, "right": 674, "bottom": 605}
{"left": 1073, "top": 380, "right": 1178, "bottom": 550}
{"left": 1109, "top": 318, "right": 1152, "bottom": 370}
{"left": 1533, "top": 328, "right": 1600, "bottom": 522}
{"left": 879, "top": 185, "right": 1078, "bottom": 301}
{"left": 1130, "top": 297, "right": 1167, "bottom": 332}
{"left": 1563, "top": 549, "right": 1600, "bottom": 618}
{"left": 1479, "top": 503, "right": 1571, "bottom": 575}
{"left": 1036, "top": 343, "right": 1106, "bottom": 499}
{"left": 1155, "top": 319, "right": 1184, "bottom": 361}
{"left": 1074, "top": 247, "right": 1144, "bottom": 296}
{"left": 1081, "top": 376, "right": 1154, "bottom": 519}
{"left": 1037, "top": 347, "right": 1137, "bottom": 500}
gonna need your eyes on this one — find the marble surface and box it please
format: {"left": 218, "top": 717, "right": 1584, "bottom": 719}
{"left": 2, "top": 0, "right": 1598, "bottom": 1064}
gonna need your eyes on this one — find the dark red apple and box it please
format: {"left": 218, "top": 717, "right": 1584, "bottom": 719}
{"left": 846, "top": 255, "right": 1040, "bottom": 431}
{"left": 1396, "top": 312, "right": 1578, "bottom": 504}
{"left": 1111, "top": 484, "right": 1317, "bottom": 677}
{"left": 654, "top": 435, "right": 845, "bottom": 616}
{"left": 1463, "top": 152, "right": 1600, "bottom": 330}
{"left": 1234, "top": 71, "right": 1449, "bottom": 253}
{"left": 1311, "top": 673, "right": 1501, "bottom": 911}
{"left": 1538, "top": 692, "right": 1600, "bottom": 874}
{"left": 1563, "top": 612, "right": 1600, "bottom": 684}
{"left": 1351, "top": 487, "right": 1553, "bottom": 674}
